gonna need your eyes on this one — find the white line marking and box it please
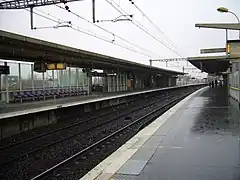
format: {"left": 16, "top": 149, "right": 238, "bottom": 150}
{"left": 80, "top": 87, "right": 205, "bottom": 180}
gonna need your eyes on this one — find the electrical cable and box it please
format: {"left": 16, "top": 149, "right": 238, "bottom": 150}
{"left": 128, "top": 0, "right": 181, "bottom": 54}
{"left": 55, "top": 4, "right": 161, "bottom": 58}
{"left": 105, "top": 0, "right": 181, "bottom": 56}
{"left": 24, "top": 7, "right": 154, "bottom": 57}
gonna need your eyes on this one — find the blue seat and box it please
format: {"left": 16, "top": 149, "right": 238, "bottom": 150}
{"left": 31, "top": 90, "right": 39, "bottom": 98}
{"left": 53, "top": 89, "right": 61, "bottom": 97}
{"left": 25, "top": 91, "right": 35, "bottom": 100}
{"left": 73, "top": 88, "right": 78, "bottom": 96}
{"left": 36, "top": 90, "right": 44, "bottom": 100}
{"left": 61, "top": 89, "right": 69, "bottom": 97}
{"left": 70, "top": 88, "right": 76, "bottom": 96}
{"left": 20, "top": 91, "right": 28, "bottom": 99}
{"left": 63, "top": 89, "right": 69, "bottom": 96}
{"left": 59, "top": 89, "right": 65, "bottom": 97}
{"left": 13, "top": 92, "right": 22, "bottom": 103}
{"left": 47, "top": 89, "right": 55, "bottom": 98}
{"left": 43, "top": 89, "right": 53, "bottom": 98}
{"left": 77, "top": 88, "right": 83, "bottom": 95}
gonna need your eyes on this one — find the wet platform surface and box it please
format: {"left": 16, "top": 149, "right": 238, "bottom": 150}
{"left": 111, "top": 87, "right": 240, "bottom": 180}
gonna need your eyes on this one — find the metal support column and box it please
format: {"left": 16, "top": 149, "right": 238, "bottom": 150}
{"left": 92, "top": 0, "right": 96, "bottom": 23}
{"left": 103, "top": 70, "right": 108, "bottom": 93}
{"left": 149, "top": 59, "right": 152, "bottom": 66}
{"left": 119, "top": 74, "right": 122, "bottom": 91}
{"left": 112, "top": 76, "right": 116, "bottom": 92}
{"left": 87, "top": 74, "right": 92, "bottom": 95}
{"left": 68, "top": 67, "right": 71, "bottom": 89}
{"left": 52, "top": 70, "right": 54, "bottom": 88}
{"left": 76, "top": 68, "right": 78, "bottom": 88}
{"left": 0, "top": 71, "right": 2, "bottom": 101}
{"left": 31, "top": 64, "right": 34, "bottom": 90}
{"left": 107, "top": 76, "right": 110, "bottom": 92}
{"left": 111, "top": 76, "right": 114, "bottom": 92}
{"left": 30, "top": 6, "right": 34, "bottom": 30}
{"left": 56, "top": 70, "right": 59, "bottom": 88}
{"left": 18, "top": 63, "right": 22, "bottom": 91}
{"left": 116, "top": 74, "right": 119, "bottom": 92}
{"left": 239, "top": 62, "right": 240, "bottom": 108}
{"left": 60, "top": 70, "right": 63, "bottom": 88}
{"left": 42, "top": 72, "right": 45, "bottom": 90}
{"left": 124, "top": 74, "right": 127, "bottom": 91}
{"left": 4, "top": 62, "right": 9, "bottom": 103}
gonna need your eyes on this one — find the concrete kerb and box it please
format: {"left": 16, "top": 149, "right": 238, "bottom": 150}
{"left": 80, "top": 86, "right": 206, "bottom": 180}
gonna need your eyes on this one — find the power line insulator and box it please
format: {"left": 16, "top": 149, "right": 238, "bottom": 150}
{"left": 129, "top": 0, "right": 134, "bottom": 4}
{"left": 60, "top": 0, "right": 67, "bottom": 4}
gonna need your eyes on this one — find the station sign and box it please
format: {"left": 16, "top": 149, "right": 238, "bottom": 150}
{"left": 34, "top": 62, "right": 46, "bottom": 73}
{"left": 200, "top": 48, "right": 226, "bottom": 54}
{"left": 88, "top": 71, "right": 107, "bottom": 77}
{"left": 226, "top": 40, "right": 240, "bottom": 59}
{"left": 34, "top": 62, "right": 67, "bottom": 72}
{"left": 0, "top": 65, "right": 10, "bottom": 75}
{"left": 47, "top": 63, "right": 67, "bottom": 70}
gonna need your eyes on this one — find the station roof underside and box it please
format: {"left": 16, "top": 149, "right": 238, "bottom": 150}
{"left": 0, "top": 30, "right": 183, "bottom": 76}
{"left": 187, "top": 56, "right": 232, "bottom": 74}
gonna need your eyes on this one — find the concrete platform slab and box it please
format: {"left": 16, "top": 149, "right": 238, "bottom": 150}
{"left": 117, "top": 160, "right": 148, "bottom": 175}
{"left": 81, "top": 86, "right": 205, "bottom": 180}
{"left": 81, "top": 87, "right": 240, "bottom": 180}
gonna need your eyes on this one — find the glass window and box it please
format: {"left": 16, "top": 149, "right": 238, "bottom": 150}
{"left": 20, "top": 63, "right": 32, "bottom": 90}
{"left": 70, "top": 67, "right": 77, "bottom": 87}
{"left": 61, "top": 69, "right": 69, "bottom": 88}
{"left": 0, "top": 61, "right": 5, "bottom": 92}
{"left": 45, "top": 70, "right": 54, "bottom": 89}
{"left": 8, "top": 62, "right": 19, "bottom": 91}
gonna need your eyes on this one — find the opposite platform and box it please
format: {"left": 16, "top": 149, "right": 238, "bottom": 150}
{"left": 82, "top": 87, "right": 240, "bottom": 180}
{"left": 0, "top": 84, "right": 203, "bottom": 120}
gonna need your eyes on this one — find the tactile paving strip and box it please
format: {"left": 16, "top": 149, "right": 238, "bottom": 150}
{"left": 110, "top": 173, "right": 137, "bottom": 180}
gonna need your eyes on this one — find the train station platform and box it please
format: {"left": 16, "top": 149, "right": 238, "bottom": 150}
{"left": 82, "top": 86, "right": 240, "bottom": 180}
{"left": 0, "top": 90, "right": 136, "bottom": 119}
{"left": 0, "top": 85, "right": 197, "bottom": 119}
{"left": 0, "top": 92, "right": 123, "bottom": 116}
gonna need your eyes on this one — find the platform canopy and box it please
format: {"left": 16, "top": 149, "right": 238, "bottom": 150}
{"left": 187, "top": 56, "right": 231, "bottom": 74}
{"left": 0, "top": 30, "right": 183, "bottom": 76}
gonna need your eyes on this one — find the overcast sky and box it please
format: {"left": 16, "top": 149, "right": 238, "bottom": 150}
{"left": 0, "top": 0, "right": 239, "bottom": 77}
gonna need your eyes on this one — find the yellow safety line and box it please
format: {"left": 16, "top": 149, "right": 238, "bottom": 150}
{"left": 229, "top": 86, "right": 240, "bottom": 91}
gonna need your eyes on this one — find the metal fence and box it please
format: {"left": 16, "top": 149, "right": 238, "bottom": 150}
{"left": 0, "top": 60, "right": 88, "bottom": 103}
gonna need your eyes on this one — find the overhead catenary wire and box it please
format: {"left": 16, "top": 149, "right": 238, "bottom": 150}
{"left": 55, "top": 4, "right": 161, "bottom": 58}
{"left": 23, "top": 7, "right": 155, "bottom": 58}
{"left": 1, "top": 0, "right": 154, "bottom": 57}
{"left": 104, "top": 0, "right": 182, "bottom": 57}
{"left": 25, "top": 8, "right": 112, "bottom": 42}
{"left": 128, "top": 0, "right": 181, "bottom": 55}
{"left": 107, "top": 0, "right": 180, "bottom": 55}
{"left": 34, "top": 8, "right": 95, "bottom": 34}
{"left": 106, "top": 0, "right": 148, "bottom": 32}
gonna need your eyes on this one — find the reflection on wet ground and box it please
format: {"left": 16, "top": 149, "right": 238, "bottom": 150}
{"left": 191, "top": 87, "right": 240, "bottom": 136}
{"left": 134, "top": 87, "right": 240, "bottom": 180}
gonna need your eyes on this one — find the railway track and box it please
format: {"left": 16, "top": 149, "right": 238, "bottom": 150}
{"left": 0, "top": 91, "right": 172, "bottom": 166}
{"left": 31, "top": 89, "right": 194, "bottom": 180}
{"left": 0, "top": 87, "right": 200, "bottom": 180}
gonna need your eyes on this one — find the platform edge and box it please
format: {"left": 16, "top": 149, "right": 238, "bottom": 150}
{"left": 80, "top": 87, "right": 206, "bottom": 180}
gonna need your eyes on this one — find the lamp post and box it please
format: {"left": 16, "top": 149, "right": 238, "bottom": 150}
{"left": 217, "top": 7, "right": 240, "bottom": 39}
